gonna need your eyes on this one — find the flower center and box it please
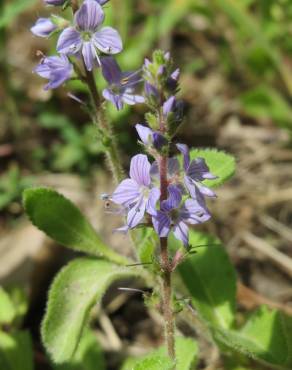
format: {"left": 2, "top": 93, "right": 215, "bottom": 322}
{"left": 142, "top": 186, "right": 150, "bottom": 199}
{"left": 170, "top": 208, "right": 180, "bottom": 225}
{"left": 81, "top": 31, "right": 92, "bottom": 41}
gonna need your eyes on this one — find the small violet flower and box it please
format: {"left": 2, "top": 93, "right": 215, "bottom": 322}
{"left": 152, "top": 185, "right": 211, "bottom": 246}
{"left": 57, "top": 0, "right": 122, "bottom": 71}
{"left": 177, "top": 144, "right": 217, "bottom": 199}
{"left": 135, "top": 124, "right": 167, "bottom": 150}
{"left": 44, "top": 0, "right": 66, "bottom": 5}
{"left": 101, "top": 57, "right": 144, "bottom": 110}
{"left": 35, "top": 55, "right": 73, "bottom": 90}
{"left": 31, "top": 18, "right": 56, "bottom": 38}
{"left": 111, "top": 154, "right": 160, "bottom": 229}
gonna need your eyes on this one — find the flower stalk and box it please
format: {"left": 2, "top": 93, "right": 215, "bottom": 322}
{"left": 83, "top": 63, "right": 124, "bottom": 183}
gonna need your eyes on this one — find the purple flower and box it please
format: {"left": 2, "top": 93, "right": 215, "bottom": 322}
{"left": 57, "top": 0, "right": 122, "bottom": 71}
{"left": 150, "top": 157, "right": 181, "bottom": 186}
{"left": 152, "top": 185, "right": 211, "bottom": 245}
{"left": 177, "top": 144, "right": 217, "bottom": 199}
{"left": 135, "top": 124, "right": 167, "bottom": 149}
{"left": 31, "top": 18, "right": 57, "bottom": 37}
{"left": 101, "top": 57, "right": 144, "bottom": 110}
{"left": 111, "top": 154, "right": 160, "bottom": 229}
{"left": 35, "top": 55, "right": 73, "bottom": 90}
{"left": 44, "top": 0, "right": 65, "bottom": 5}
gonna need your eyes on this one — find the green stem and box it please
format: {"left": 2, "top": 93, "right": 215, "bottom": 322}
{"left": 83, "top": 63, "right": 124, "bottom": 183}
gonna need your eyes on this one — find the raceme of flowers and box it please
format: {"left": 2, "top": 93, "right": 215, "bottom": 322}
{"left": 109, "top": 132, "right": 216, "bottom": 246}
{"left": 31, "top": 0, "right": 143, "bottom": 109}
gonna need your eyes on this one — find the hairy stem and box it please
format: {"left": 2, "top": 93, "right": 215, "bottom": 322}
{"left": 159, "top": 115, "right": 176, "bottom": 362}
{"left": 84, "top": 65, "right": 124, "bottom": 183}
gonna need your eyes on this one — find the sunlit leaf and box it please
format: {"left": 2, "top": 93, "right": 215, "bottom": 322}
{"left": 23, "top": 187, "right": 128, "bottom": 265}
{"left": 214, "top": 306, "right": 292, "bottom": 369}
{"left": 42, "top": 258, "right": 140, "bottom": 363}
{"left": 174, "top": 231, "right": 237, "bottom": 329}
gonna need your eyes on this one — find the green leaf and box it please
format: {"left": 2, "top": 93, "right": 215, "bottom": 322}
{"left": 0, "top": 287, "right": 16, "bottom": 325}
{"left": 133, "top": 354, "right": 174, "bottom": 370}
{"left": 23, "top": 187, "right": 128, "bottom": 265}
{"left": 175, "top": 231, "right": 237, "bottom": 329}
{"left": 123, "top": 337, "right": 198, "bottom": 370}
{"left": 132, "top": 228, "right": 158, "bottom": 264}
{"left": 0, "top": 330, "right": 34, "bottom": 370}
{"left": 54, "top": 329, "right": 106, "bottom": 370}
{"left": 189, "top": 149, "right": 236, "bottom": 187}
{"left": 240, "top": 86, "right": 292, "bottom": 129}
{"left": 42, "top": 258, "right": 141, "bottom": 364}
{"left": 214, "top": 306, "right": 292, "bottom": 369}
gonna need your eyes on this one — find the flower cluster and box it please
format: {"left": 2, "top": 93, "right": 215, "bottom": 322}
{"left": 31, "top": 0, "right": 144, "bottom": 109}
{"left": 108, "top": 52, "right": 217, "bottom": 246}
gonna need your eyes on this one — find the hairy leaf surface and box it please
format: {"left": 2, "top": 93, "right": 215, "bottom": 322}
{"left": 42, "top": 258, "right": 140, "bottom": 363}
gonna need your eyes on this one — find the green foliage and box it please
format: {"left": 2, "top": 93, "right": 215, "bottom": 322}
{"left": 23, "top": 187, "right": 128, "bottom": 265}
{"left": 214, "top": 306, "right": 292, "bottom": 369}
{"left": 174, "top": 231, "right": 237, "bottom": 329}
{"left": 0, "top": 0, "right": 37, "bottom": 28}
{"left": 189, "top": 149, "right": 236, "bottom": 188}
{"left": 0, "top": 331, "right": 34, "bottom": 370}
{"left": 38, "top": 113, "right": 104, "bottom": 172}
{"left": 54, "top": 329, "right": 106, "bottom": 370}
{"left": 42, "top": 258, "right": 140, "bottom": 364}
{"left": 240, "top": 86, "right": 292, "bottom": 128}
{"left": 133, "top": 354, "right": 174, "bottom": 370}
{"left": 0, "top": 287, "right": 16, "bottom": 325}
{"left": 0, "top": 286, "right": 28, "bottom": 327}
{"left": 0, "top": 165, "right": 33, "bottom": 211}
{"left": 123, "top": 337, "right": 198, "bottom": 370}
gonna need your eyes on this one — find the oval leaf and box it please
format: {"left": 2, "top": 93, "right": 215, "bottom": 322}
{"left": 42, "top": 258, "right": 140, "bottom": 363}
{"left": 190, "top": 148, "right": 236, "bottom": 187}
{"left": 214, "top": 306, "right": 292, "bottom": 369}
{"left": 23, "top": 187, "right": 127, "bottom": 265}
{"left": 173, "top": 231, "right": 237, "bottom": 329}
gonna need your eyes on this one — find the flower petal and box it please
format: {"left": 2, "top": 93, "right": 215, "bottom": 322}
{"left": 75, "top": 0, "right": 104, "bottom": 31}
{"left": 31, "top": 18, "right": 56, "bottom": 37}
{"left": 111, "top": 179, "right": 140, "bottom": 206}
{"left": 82, "top": 41, "right": 99, "bottom": 71}
{"left": 122, "top": 92, "right": 145, "bottom": 105}
{"left": 93, "top": 26, "right": 123, "bottom": 54}
{"left": 161, "top": 185, "right": 182, "bottom": 212}
{"left": 127, "top": 196, "right": 146, "bottom": 228}
{"left": 101, "top": 56, "right": 122, "bottom": 84}
{"left": 146, "top": 187, "right": 160, "bottom": 216}
{"left": 152, "top": 211, "right": 171, "bottom": 237}
{"left": 173, "top": 221, "right": 189, "bottom": 246}
{"left": 188, "top": 157, "right": 217, "bottom": 181}
{"left": 181, "top": 198, "right": 211, "bottom": 225}
{"left": 176, "top": 143, "right": 190, "bottom": 171}
{"left": 135, "top": 124, "right": 153, "bottom": 145}
{"left": 130, "top": 154, "right": 151, "bottom": 187}
{"left": 102, "top": 89, "right": 123, "bottom": 110}
{"left": 163, "top": 96, "right": 176, "bottom": 116}
{"left": 57, "top": 27, "right": 82, "bottom": 54}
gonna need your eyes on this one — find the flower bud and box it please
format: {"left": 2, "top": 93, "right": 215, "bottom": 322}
{"left": 44, "top": 0, "right": 66, "bottom": 5}
{"left": 31, "top": 18, "right": 57, "bottom": 38}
